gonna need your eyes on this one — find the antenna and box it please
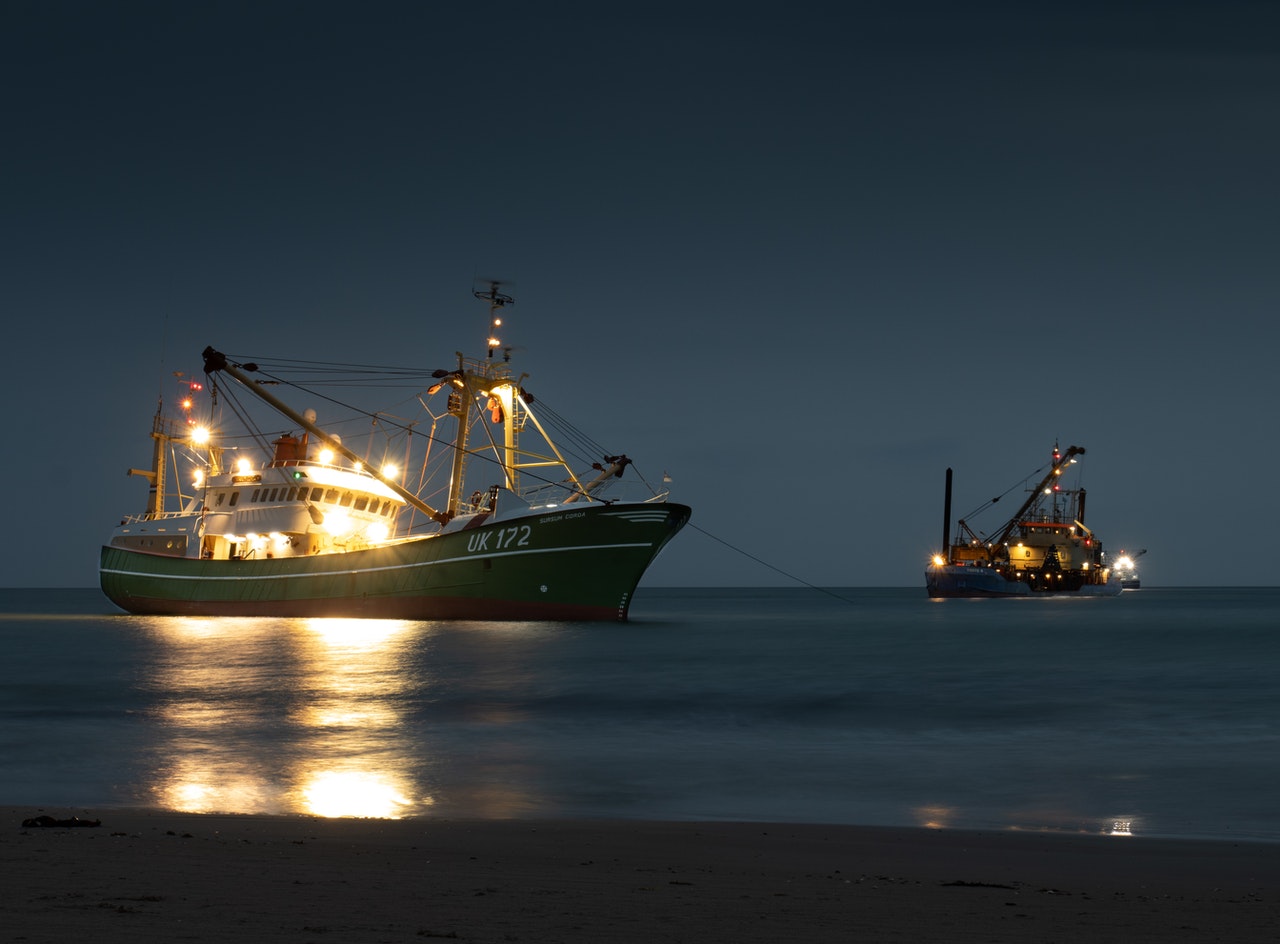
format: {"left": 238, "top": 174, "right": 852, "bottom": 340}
{"left": 474, "top": 279, "right": 515, "bottom": 359}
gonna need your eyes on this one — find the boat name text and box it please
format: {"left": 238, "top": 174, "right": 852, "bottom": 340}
{"left": 466, "top": 525, "right": 532, "bottom": 554}
{"left": 538, "top": 511, "right": 586, "bottom": 524}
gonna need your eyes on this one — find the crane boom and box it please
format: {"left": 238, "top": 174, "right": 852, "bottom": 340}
{"left": 992, "top": 445, "right": 1086, "bottom": 548}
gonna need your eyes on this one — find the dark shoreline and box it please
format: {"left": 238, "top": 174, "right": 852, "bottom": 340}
{"left": 7, "top": 808, "right": 1280, "bottom": 942}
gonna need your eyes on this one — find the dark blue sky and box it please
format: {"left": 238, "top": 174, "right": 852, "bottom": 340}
{"left": 5, "top": 1, "right": 1278, "bottom": 587}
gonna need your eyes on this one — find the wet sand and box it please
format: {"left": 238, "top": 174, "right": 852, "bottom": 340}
{"left": 5, "top": 807, "right": 1279, "bottom": 942}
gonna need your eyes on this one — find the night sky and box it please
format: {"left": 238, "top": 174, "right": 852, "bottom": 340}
{"left": 5, "top": 1, "right": 1277, "bottom": 589}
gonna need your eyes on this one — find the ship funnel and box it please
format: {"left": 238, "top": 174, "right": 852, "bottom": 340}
{"left": 942, "top": 467, "right": 952, "bottom": 553}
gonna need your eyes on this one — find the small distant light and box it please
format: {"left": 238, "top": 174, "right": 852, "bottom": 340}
{"left": 236, "top": 457, "right": 253, "bottom": 474}
{"left": 381, "top": 463, "right": 398, "bottom": 478}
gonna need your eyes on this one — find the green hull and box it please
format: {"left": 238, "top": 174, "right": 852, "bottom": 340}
{"left": 101, "top": 503, "right": 690, "bottom": 621}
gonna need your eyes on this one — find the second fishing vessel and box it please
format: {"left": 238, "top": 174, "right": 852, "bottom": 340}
{"left": 1114, "top": 549, "right": 1146, "bottom": 589}
{"left": 926, "top": 444, "right": 1121, "bottom": 598}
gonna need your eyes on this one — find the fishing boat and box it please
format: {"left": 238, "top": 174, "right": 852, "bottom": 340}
{"left": 1114, "top": 549, "right": 1145, "bottom": 589}
{"left": 925, "top": 444, "right": 1121, "bottom": 598}
{"left": 100, "top": 284, "right": 691, "bottom": 620}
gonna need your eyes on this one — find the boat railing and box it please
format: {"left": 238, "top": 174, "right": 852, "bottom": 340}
{"left": 520, "top": 479, "right": 671, "bottom": 506}
{"left": 521, "top": 482, "right": 580, "bottom": 505}
{"left": 120, "top": 508, "right": 205, "bottom": 525}
{"left": 1019, "top": 513, "right": 1079, "bottom": 530}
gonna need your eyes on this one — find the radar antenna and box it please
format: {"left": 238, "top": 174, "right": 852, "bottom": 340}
{"left": 474, "top": 280, "right": 515, "bottom": 359}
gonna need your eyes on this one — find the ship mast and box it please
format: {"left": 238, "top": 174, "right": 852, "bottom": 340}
{"left": 126, "top": 405, "right": 170, "bottom": 518}
{"left": 442, "top": 282, "right": 517, "bottom": 517}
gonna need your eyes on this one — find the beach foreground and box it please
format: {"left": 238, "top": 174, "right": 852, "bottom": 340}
{"left": 5, "top": 808, "right": 1279, "bottom": 943}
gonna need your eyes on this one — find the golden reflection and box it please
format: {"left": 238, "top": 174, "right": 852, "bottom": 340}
{"left": 299, "top": 769, "right": 420, "bottom": 819}
{"left": 301, "top": 617, "right": 412, "bottom": 651}
{"left": 161, "top": 699, "right": 243, "bottom": 726}
{"left": 289, "top": 618, "right": 419, "bottom": 818}
{"left": 143, "top": 615, "right": 434, "bottom": 819}
{"left": 157, "top": 755, "right": 281, "bottom": 814}
{"left": 138, "top": 615, "right": 253, "bottom": 643}
{"left": 291, "top": 618, "right": 412, "bottom": 739}
{"left": 300, "top": 703, "right": 399, "bottom": 729}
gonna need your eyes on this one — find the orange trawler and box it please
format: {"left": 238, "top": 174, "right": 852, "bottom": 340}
{"left": 925, "top": 443, "right": 1121, "bottom": 598}
{"left": 100, "top": 284, "right": 690, "bottom": 620}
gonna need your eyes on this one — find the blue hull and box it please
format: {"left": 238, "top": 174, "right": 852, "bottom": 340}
{"left": 926, "top": 564, "right": 1121, "bottom": 598}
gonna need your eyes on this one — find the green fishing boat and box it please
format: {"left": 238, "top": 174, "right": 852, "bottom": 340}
{"left": 101, "top": 284, "right": 689, "bottom": 620}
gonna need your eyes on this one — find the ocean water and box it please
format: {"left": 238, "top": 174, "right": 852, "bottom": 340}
{"left": 1, "top": 586, "right": 1277, "bottom": 843}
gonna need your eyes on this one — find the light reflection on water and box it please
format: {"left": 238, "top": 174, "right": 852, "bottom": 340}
{"left": 138, "top": 616, "right": 437, "bottom": 819}
{"left": 7, "top": 588, "right": 1280, "bottom": 839}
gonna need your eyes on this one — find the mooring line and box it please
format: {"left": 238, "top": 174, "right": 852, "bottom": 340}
{"left": 687, "top": 523, "right": 860, "bottom": 605}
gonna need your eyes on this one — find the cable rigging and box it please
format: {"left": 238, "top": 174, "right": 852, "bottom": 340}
{"left": 203, "top": 355, "right": 658, "bottom": 506}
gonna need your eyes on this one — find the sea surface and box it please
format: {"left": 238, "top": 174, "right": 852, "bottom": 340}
{"left": 2, "top": 586, "right": 1277, "bottom": 843}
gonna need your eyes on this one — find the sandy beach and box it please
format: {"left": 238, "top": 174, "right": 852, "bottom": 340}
{"left": 4, "top": 808, "right": 1278, "bottom": 943}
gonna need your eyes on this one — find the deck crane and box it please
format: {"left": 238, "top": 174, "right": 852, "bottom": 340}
{"left": 990, "top": 444, "right": 1086, "bottom": 551}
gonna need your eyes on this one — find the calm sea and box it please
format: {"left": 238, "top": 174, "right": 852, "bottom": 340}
{"left": 1, "top": 586, "right": 1277, "bottom": 842}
